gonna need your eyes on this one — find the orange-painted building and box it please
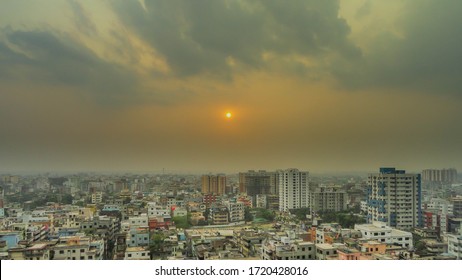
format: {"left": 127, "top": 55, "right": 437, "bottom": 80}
{"left": 360, "top": 241, "right": 387, "bottom": 255}
{"left": 337, "top": 248, "right": 361, "bottom": 260}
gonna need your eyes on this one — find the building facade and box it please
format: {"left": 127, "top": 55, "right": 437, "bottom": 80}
{"left": 278, "top": 169, "right": 309, "bottom": 212}
{"left": 239, "top": 170, "right": 278, "bottom": 195}
{"left": 451, "top": 196, "right": 462, "bottom": 218}
{"left": 422, "top": 168, "right": 457, "bottom": 183}
{"left": 261, "top": 238, "right": 315, "bottom": 260}
{"left": 447, "top": 233, "right": 462, "bottom": 260}
{"left": 366, "top": 167, "right": 422, "bottom": 229}
{"left": 309, "top": 186, "right": 348, "bottom": 213}
{"left": 201, "top": 174, "right": 227, "bottom": 195}
{"left": 224, "top": 201, "right": 245, "bottom": 223}
{"left": 355, "top": 222, "right": 413, "bottom": 248}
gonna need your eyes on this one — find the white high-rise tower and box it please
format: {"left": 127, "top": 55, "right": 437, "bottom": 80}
{"left": 278, "top": 168, "right": 309, "bottom": 212}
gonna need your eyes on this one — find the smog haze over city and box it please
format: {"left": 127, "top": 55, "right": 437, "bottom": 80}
{"left": 1, "top": 0, "right": 462, "bottom": 174}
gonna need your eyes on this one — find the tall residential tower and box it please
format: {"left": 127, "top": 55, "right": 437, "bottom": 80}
{"left": 278, "top": 168, "right": 309, "bottom": 212}
{"left": 201, "top": 174, "right": 227, "bottom": 195}
{"left": 366, "top": 167, "right": 422, "bottom": 230}
{"left": 239, "top": 170, "right": 278, "bottom": 195}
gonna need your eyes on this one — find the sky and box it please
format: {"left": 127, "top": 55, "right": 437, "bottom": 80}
{"left": 1, "top": 0, "right": 461, "bottom": 174}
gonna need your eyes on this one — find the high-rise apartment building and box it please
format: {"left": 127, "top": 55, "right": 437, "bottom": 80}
{"left": 238, "top": 170, "right": 278, "bottom": 195}
{"left": 366, "top": 167, "right": 422, "bottom": 230}
{"left": 201, "top": 174, "right": 227, "bottom": 195}
{"left": 278, "top": 168, "right": 309, "bottom": 212}
{"left": 422, "top": 168, "right": 458, "bottom": 183}
{"left": 0, "top": 186, "right": 4, "bottom": 218}
{"left": 309, "top": 186, "right": 348, "bottom": 213}
{"left": 451, "top": 196, "right": 462, "bottom": 218}
{"left": 0, "top": 186, "right": 4, "bottom": 208}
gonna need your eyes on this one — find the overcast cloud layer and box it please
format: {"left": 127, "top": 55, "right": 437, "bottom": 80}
{"left": 0, "top": 0, "right": 461, "bottom": 173}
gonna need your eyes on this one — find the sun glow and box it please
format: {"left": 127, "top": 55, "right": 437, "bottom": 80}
{"left": 226, "top": 112, "right": 232, "bottom": 119}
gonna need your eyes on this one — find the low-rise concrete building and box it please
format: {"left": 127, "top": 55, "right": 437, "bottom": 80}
{"left": 337, "top": 247, "right": 361, "bottom": 260}
{"left": 262, "top": 235, "right": 315, "bottom": 260}
{"left": 315, "top": 243, "right": 338, "bottom": 260}
{"left": 8, "top": 243, "right": 51, "bottom": 260}
{"left": 128, "top": 214, "right": 148, "bottom": 228}
{"left": 224, "top": 201, "right": 245, "bottom": 223}
{"left": 355, "top": 221, "right": 413, "bottom": 248}
{"left": 52, "top": 236, "right": 104, "bottom": 260}
{"left": 124, "top": 246, "right": 150, "bottom": 260}
{"left": 447, "top": 233, "right": 462, "bottom": 259}
{"left": 422, "top": 239, "right": 447, "bottom": 255}
{"left": 127, "top": 227, "right": 149, "bottom": 247}
{"left": 209, "top": 206, "right": 229, "bottom": 225}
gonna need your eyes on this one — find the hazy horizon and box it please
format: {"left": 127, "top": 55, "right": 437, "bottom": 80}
{"left": 1, "top": 1, "right": 461, "bottom": 174}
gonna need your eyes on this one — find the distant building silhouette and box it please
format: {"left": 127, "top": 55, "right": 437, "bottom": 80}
{"left": 422, "top": 168, "right": 457, "bottom": 183}
{"left": 239, "top": 170, "right": 278, "bottom": 195}
{"left": 201, "top": 174, "right": 226, "bottom": 195}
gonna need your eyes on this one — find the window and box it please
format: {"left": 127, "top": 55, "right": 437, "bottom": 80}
{"left": 128, "top": 254, "right": 132, "bottom": 257}
{"left": 80, "top": 249, "right": 85, "bottom": 253}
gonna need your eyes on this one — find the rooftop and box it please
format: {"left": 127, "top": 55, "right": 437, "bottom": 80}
{"left": 27, "top": 243, "right": 48, "bottom": 250}
{"left": 316, "top": 243, "right": 335, "bottom": 250}
{"left": 125, "top": 246, "right": 149, "bottom": 252}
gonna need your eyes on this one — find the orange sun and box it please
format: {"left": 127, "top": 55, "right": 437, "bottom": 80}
{"left": 225, "top": 112, "right": 232, "bottom": 119}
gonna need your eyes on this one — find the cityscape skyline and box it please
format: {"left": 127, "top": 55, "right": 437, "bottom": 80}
{"left": 1, "top": 166, "right": 461, "bottom": 260}
{"left": 1, "top": 0, "right": 462, "bottom": 173}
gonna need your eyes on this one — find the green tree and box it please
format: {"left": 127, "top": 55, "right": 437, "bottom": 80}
{"left": 262, "top": 210, "right": 275, "bottom": 222}
{"left": 291, "top": 208, "right": 311, "bottom": 220}
{"left": 149, "top": 232, "right": 165, "bottom": 259}
{"left": 252, "top": 208, "right": 275, "bottom": 222}
{"left": 61, "top": 194, "right": 73, "bottom": 205}
{"left": 244, "top": 207, "right": 253, "bottom": 222}
{"left": 173, "top": 215, "right": 191, "bottom": 229}
{"left": 319, "top": 211, "right": 365, "bottom": 228}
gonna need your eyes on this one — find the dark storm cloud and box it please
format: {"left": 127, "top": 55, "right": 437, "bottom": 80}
{"left": 111, "top": 0, "right": 361, "bottom": 77}
{"left": 335, "top": 0, "right": 462, "bottom": 95}
{"left": 0, "top": 28, "right": 136, "bottom": 103}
